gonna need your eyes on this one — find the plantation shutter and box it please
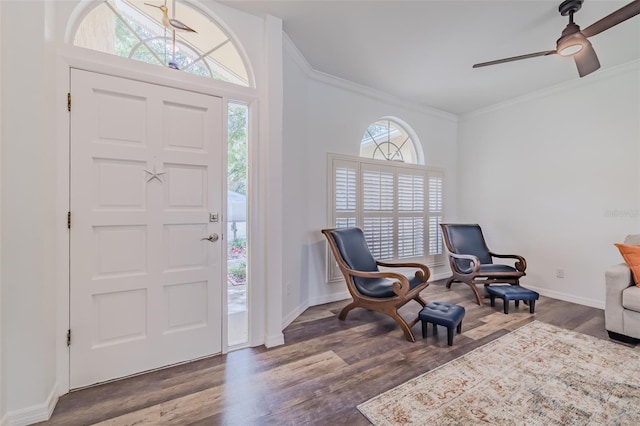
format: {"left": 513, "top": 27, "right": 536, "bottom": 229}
{"left": 327, "top": 154, "right": 444, "bottom": 281}
{"left": 334, "top": 161, "right": 357, "bottom": 229}
{"left": 427, "top": 170, "right": 444, "bottom": 262}
{"left": 362, "top": 166, "right": 395, "bottom": 260}
{"left": 397, "top": 172, "right": 425, "bottom": 259}
{"left": 329, "top": 158, "right": 359, "bottom": 281}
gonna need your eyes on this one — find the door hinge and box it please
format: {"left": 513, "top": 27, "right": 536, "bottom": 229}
{"left": 67, "top": 329, "right": 71, "bottom": 346}
{"left": 67, "top": 93, "right": 71, "bottom": 112}
{"left": 67, "top": 211, "right": 71, "bottom": 229}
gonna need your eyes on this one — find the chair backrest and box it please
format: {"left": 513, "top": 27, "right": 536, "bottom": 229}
{"left": 440, "top": 224, "right": 492, "bottom": 268}
{"left": 324, "top": 227, "right": 379, "bottom": 273}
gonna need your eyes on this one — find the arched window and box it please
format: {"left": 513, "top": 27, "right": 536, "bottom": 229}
{"left": 74, "top": 0, "right": 250, "bottom": 86}
{"left": 360, "top": 118, "right": 421, "bottom": 164}
{"left": 327, "top": 118, "right": 443, "bottom": 282}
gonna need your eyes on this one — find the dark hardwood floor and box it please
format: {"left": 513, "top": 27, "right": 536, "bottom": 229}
{"left": 39, "top": 280, "right": 625, "bottom": 425}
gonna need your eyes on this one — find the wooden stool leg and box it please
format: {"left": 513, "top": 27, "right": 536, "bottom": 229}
{"left": 433, "top": 323, "right": 438, "bottom": 334}
{"left": 457, "top": 322, "right": 462, "bottom": 334}
{"left": 503, "top": 299, "right": 509, "bottom": 314}
{"left": 447, "top": 327, "right": 454, "bottom": 346}
{"left": 529, "top": 300, "right": 536, "bottom": 314}
{"left": 422, "top": 321, "right": 427, "bottom": 338}
{"left": 515, "top": 300, "right": 520, "bottom": 308}
{"left": 490, "top": 294, "right": 496, "bottom": 307}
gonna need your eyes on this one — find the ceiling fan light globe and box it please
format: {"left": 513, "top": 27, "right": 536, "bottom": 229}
{"left": 556, "top": 29, "right": 589, "bottom": 57}
{"left": 559, "top": 43, "right": 583, "bottom": 56}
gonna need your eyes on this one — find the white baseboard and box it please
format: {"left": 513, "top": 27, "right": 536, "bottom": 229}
{"left": 4, "top": 383, "right": 58, "bottom": 426}
{"left": 279, "top": 272, "right": 453, "bottom": 334}
{"left": 429, "top": 273, "right": 603, "bottom": 310}
{"left": 264, "top": 332, "right": 285, "bottom": 348}
{"left": 309, "top": 290, "right": 351, "bottom": 307}
{"left": 430, "top": 271, "right": 451, "bottom": 282}
{"left": 523, "top": 285, "right": 605, "bottom": 310}
{"left": 282, "top": 301, "right": 310, "bottom": 329}
{"left": 308, "top": 272, "right": 451, "bottom": 309}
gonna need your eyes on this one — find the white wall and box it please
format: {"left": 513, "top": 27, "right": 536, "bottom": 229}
{"left": 6, "top": 0, "right": 635, "bottom": 420}
{"left": 458, "top": 61, "right": 640, "bottom": 308}
{"left": 0, "top": 0, "right": 284, "bottom": 422}
{"left": 1, "top": 1, "right": 58, "bottom": 423}
{"left": 261, "top": 14, "right": 285, "bottom": 347}
{"left": 0, "top": 0, "right": 3, "bottom": 421}
{"left": 282, "top": 39, "right": 311, "bottom": 324}
{"left": 281, "top": 39, "right": 459, "bottom": 322}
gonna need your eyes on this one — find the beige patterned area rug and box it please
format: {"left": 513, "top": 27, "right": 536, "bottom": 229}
{"left": 358, "top": 321, "right": 640, "bottom": 425}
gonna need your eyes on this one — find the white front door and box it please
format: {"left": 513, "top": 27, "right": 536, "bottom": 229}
{"left": 69, "top": 69, "right": 223, "bottom": 388}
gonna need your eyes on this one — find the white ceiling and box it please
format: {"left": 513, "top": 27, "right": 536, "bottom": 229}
{"left": 219, "top": 0, "right": 640, "bottom": 115}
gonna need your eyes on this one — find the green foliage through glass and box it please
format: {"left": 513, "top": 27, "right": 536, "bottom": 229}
{"left": 228, "top": 104, "right": 248, "bottom": 195}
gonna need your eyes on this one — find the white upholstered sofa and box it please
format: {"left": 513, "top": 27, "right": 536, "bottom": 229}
{"left": 605, "top": 234, "right": 640, "bottom": 342}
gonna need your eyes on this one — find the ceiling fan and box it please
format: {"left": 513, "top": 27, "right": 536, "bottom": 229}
{"left": 473, "top": 0, "right": 640, "bottom": 77}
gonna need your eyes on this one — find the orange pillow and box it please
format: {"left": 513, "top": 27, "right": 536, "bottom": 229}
{"left": 614, "top": 243, "right": 640, "bottom": 287}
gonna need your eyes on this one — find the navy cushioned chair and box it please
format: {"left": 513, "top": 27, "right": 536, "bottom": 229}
{"left": 322, "top": 227, "right": 431, "bottom": 342}
{"left": 440, "top": 223, "right": 527, "bottom": 305}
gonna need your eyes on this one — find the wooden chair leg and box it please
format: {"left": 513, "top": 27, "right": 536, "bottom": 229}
{"left": 529, "top": 300, "right": 536, "bottom": 314}
{"left": 414, "top": 295, "right": 427, "bottom": 307}
{"left": 389, "top": 311, "right": 416, "bottom": 342}
{"left": 467, "top": 282, "right": 483, "bottom": 305}
{"left": 408, "top": 316, "right": 420, "bottom": 328}
{"left": 338, "top": 302, "right": 357, "bottom": 320}
{"left": 445, "top": 277, "right": 455, "bottom": 289}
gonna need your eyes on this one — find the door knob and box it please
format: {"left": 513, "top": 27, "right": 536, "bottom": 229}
{"left": 201, "top": 233, "right": 219, "bottom": 242}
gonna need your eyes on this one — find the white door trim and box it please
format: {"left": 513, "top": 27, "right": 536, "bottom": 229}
{"left": 69, "top": 69, "right": 225, "bottom": 388}
{"left": 55, "top": 50, "right": 265, "bottom": 396}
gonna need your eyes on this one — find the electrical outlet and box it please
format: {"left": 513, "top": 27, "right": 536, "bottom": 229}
{"left": 556, "top": 269, "right": 565, "bottom": 278}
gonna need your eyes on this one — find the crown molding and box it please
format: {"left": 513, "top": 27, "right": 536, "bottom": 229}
{"left": 460, "top": 59, "right": 640, "bottom": 121}
{"left": 282, "top": 32, "right": 314, "bottom": 76}
{"left": 282, "top": 31, "right": 638, "bottom": 125}
{"left": 282, "top": 33, "right": 458, "bottom": 123}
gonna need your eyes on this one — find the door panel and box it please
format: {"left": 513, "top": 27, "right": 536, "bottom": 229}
{"left": 70, "top": 69, "right": 223, "bottom": 388}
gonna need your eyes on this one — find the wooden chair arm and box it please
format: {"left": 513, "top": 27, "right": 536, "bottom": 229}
{"left": 447, "top": 253, "right": 481, "bottom": 273}
{"left": 376, "top": 260, "right": 430, "bottom": 283}
{"left": 489, "top": 252, "right": 527, "bottom": 272}
{"left": 341, "top": 266, "right": 412, "bottom": 298}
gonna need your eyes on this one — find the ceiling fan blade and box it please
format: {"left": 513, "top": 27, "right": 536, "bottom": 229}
{"left": 473, "top": 50, "right": 556, "bottom": 68}
{"left": 582, "top": 0, "right": 640, "bottom": 38}
{"left": 574, "top": 43, "right": 601, "bottom": 77}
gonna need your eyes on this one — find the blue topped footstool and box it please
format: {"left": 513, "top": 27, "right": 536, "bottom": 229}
{"left": 418, "top": 301, "right": 466, "bottom": 346}
{"left": 486, "top": 285, "right": 539, "bottom": 314}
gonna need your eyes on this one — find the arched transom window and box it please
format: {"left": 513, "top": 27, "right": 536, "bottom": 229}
{"left": 360, "top": 118, "right": 420, "bottom": 164}
{"left": 74, "top": 0, "right": 250, "bottom": 86}
{"left": 327, "top": 117, "right": 442, "bottom": 281}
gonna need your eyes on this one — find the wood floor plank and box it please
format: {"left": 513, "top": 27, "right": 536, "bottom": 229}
{"left": 94, "top": 351, "right": 348, "bottom": 426}
{"left": 38, "top": 280, "right": 632, "bottom": 426}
